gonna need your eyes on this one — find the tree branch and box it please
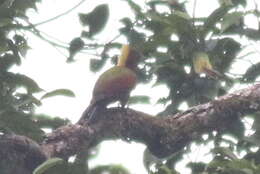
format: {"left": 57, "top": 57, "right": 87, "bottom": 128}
{"left": 41, "top": 83, "right": 260, "bottom": 158}
{"left": 0, "top": 134, "right": 46, "bottom": 174}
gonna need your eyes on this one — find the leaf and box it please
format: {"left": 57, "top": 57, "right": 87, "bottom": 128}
{"left": 232, "top": 0, "right": 247, "bottom": 7}
{"left": 187, "top": 162, "right": 206, "bottom": 173}
{"left": 244, "top": 134, "right": 260, "bottom": 146}
{"left": 12, "top": 0, "right": 38, "bottom": 14}
{"left": 252, "top": 113, "right": 260, "bottom": 131}
{"left": 33, "top": 158, "right": 64, "bottom": 174}
{"left": 0, "top": 111, "right": 44, "bottom": 142}
{"left": 128, "top": 95, "right": 150, "bottom": 105}
{"left": 67, "top": 37, "right": 84, "bottom": 62}
{"left": 17, "top": 42, "right": 30, "bottom": 57}
{"left": 120, "top": 17, "right": 133, "bottom": 29}
{"left": 3, "top": 72, "right": 42, "bottom": 93}
{"left": 0, "top": 18, "right": 12, "bottom": 27}
{"left": 15, "top": 93, "right": 42, "bottom": 106}
{"left": 218, "top": 0, "right": 233, "bottom": 6}
{"left": 34, "top": 114, "right": 69, "bottom": 129}
{"left": 202, "top": 6, "right": 231, "bottom": 37}
{"left": 146, "top": 10, "right": 194, "bottom": 37}
{"left": 146, "top": 0, "right": 169, "bottom": 7}
{"left": 123, "top": 0, "right": 144, "bottom": 18}
{"left": 79, "top": 4, "right": 109, "bottom": 38}
{"left": 242, "top": 62, "right": 260, "bottom": 83}
{"left": 0, "top": 54, "right": 20, "bottom": 70}
{"left": 212, "top": 147, "right": 238, "bottom": 160}
{"left": 245, "top": 115, "right": 260, "bottom": 146}
{"left": 0, "top": 39, "right": 9, "bottom": 54}
{"left": 14, "top": 34, "right": 30, "bottom": 57}
{"left": 224, "top": 117, "right": 245, "bottom": 139}
{"left": 41, "top": 89, "right": 75, "bottom": 100}
{"left": 0, "top": 8, "right": 15, "bottom": 19}
{"left": 211, "top": 37, "right": 241, "bottom": 72}
{"left": 143, "top": 148, "right": 162, "bottom": 172}
{"left": 89, "top": 58, "right": 105, "bottom": 72}
{"left": 220, "top": 12, "right": 243, "bottom": 33}
{"left": 0, "top": 0, "right": 15, "bottom": 8}
{"left": 89, "top": 164, "right": 130, "bottom": 174}
{"left": 227, "top": 159, "right": 255, "bottom": 172}
{"left": 156, "top": 97, "right": 169, "bottom": 105}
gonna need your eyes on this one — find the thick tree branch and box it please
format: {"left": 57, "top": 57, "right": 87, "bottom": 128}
{"left": 0, "top": 134, "right": 46, "bottom": 174}
{"left": 41, "top": 83, "right": 260, "bottom": 158}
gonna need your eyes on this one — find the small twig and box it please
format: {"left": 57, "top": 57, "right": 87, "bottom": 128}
{"left": 34, "top": 0, "right": 86, "bottom": 27}
{"left": 40, "top": 30, "right": 68, "bottom": 45}
{"left": 108, "top": 33, "right": 122, "bottom": 44}
{"left": 29, "top": 29, "right": 67, "bottom": 49}
{"left": 23, "top": 19, "right": 68, "bottom": 48}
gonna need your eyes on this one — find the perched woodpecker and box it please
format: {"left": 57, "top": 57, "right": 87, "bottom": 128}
{"left": 78, "top": 45, "right": 140, "bottom": 123}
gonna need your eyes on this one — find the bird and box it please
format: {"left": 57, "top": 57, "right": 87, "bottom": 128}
{"left": 78, "top": 45, "right": 140, "bottom": 124}
{"left": 193, "top": 51, "right": 227, "bottom": 79}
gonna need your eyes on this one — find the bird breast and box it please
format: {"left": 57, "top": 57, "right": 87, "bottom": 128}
{"left": 92, "top": 66, "right": 137, "bottom": 103}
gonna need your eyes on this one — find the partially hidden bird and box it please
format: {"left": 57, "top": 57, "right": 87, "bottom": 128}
{"left": 78, "top": 45, "right": 140, "bottom": 124}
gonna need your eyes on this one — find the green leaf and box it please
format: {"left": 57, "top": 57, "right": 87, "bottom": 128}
{"left": 34, "top": 114, "right": 69, "bottom": 129}
{"left": 14, "top": 34, "right": 30, "bottom": 57}
{"left": 3, "top": 72, "right": 42, "bottom": 93}
{"left": 211, "top": 37, "right": 241, "bottom": 73}
{"left": 218, "top": 0, "right": 233, "bottom": 6}
{"left": 67, "top": 37, "right": 84, "bottom": 62}
{"left": 212, "top": 147, "right": 238, "bottom": 160}
{"left": 244, "top": 134, "right": 260, "bottom": 146}
{"left": 89, "top": 58, "right": 105, "bottom": 72}
{"left": 143, "top": 148, "right": 162, "bottom": 172}
{"left": 123, "top": 0, "right": 144, "bottom": 19}
{"left": 146, "top": 0, "right": 169, "bottom": 7}
{"left": 128, "top": 95, "right": 151, "bottom": 105}
{"left": 15, "top": 93, "right": 42, "bottom": 106}
{"left": 232, "top": 0, "right": 247, "bottom": 7}
{"left": 79, "top": 4, "right": 109, "bottom": 38}
{"left": 227, "top": 159, "right": 255, "bottom": 172}
{"left": 41, "top": 89, "right": 75, "bottom": 100}
{"left": 33, "top": 158, "right": 64, "bottom": 174}
{"left": 224, "top": 117, "right": 245, "bottom": 139}
{"left": 245, "top": 114, "right": 260, "bottom": 146}
{"left": 0, "top": 54, "right": 20, "bottom": 70}
{"left": 187, "top": 162, "right": 206, "bottom": 173}
{"left": 202, "top": 6, "right": 231, "bottom": 37}
{"left": 12, "top": 0, "right": 38, "bottom": 14}
{"left": 242, "top": 62, "right": 260, "bottom": 83}
{"left": 156, "top": 97, "right": 169, "bottom": 105}
{"left": 0, "top": 18, "right": 12, "bottom": 27}
{"left": 89, "top": 164, "right": 130, "bottom": 174}
{"left": 220, "top": 12, "right": 243, "bottom": 33}
{"left": 0, "top": 39, "right": 9, "bottom": 54}
{"left": 0, "top": 111, "right": 44, "bottom": 142}
{"left": 146, "top": 10, "right": 194, "bottom": 36}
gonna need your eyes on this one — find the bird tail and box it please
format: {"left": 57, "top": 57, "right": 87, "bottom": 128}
{"left": 78, "top": 102, "right": 98, "bottom": 124}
